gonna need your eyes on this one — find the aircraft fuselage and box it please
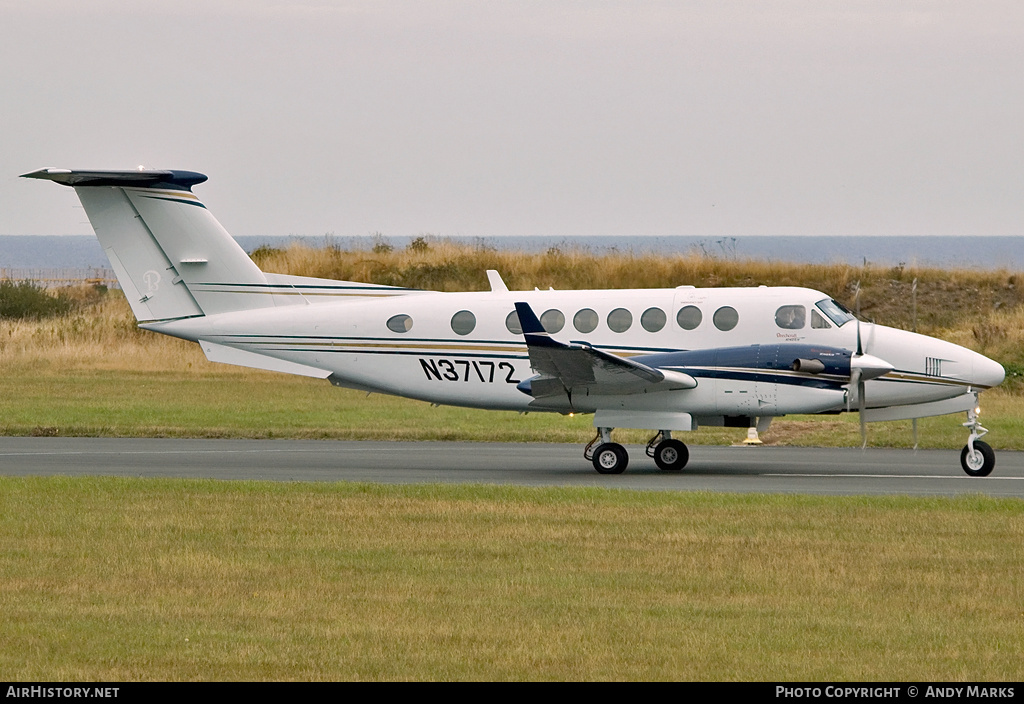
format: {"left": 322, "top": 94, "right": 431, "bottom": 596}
{"left": 148, "top": 284, "right": 1004, "bottom": 425}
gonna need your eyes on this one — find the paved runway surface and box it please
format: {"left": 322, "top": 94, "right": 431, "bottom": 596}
{"left": 3, "top": 437, "right": 1024, "bottom": 497}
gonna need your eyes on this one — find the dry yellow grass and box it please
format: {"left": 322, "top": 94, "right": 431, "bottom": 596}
{"left": 7, "top": 245, "right": 1023, "bottom": 376}
{"left": 942, "top": 303, "right": 1024, "bottom": 372}
{"left": 1, "top": 288, "right": 208, "bottom": 373}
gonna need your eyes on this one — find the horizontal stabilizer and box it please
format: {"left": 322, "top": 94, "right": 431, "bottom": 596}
{"left": 21, "top": 167, "right": 207, "bottom": 190}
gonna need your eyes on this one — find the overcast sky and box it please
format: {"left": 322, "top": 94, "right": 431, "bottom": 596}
{"left": 2, "top": 1, "right": 1023, "bottom": 239}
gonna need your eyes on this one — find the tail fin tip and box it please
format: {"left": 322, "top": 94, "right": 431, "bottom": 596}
{"left": 21, "top": 167, "right": 207, "bottom": 190}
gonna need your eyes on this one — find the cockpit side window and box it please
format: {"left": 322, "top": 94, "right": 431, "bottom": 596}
{"left": 775, "top": 305, "right": 806, "bottom": 330}
{"left": 811, "top": 309, "right": 831, "bottom": 329}
{"left": 816, "top": 298, "right": 856, "bottom": 327}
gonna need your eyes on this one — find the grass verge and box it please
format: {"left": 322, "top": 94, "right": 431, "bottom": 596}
{"left": 1, "top": 477, "right": 1022, "bottom": 681}
{"left": 0, "top": 366, "right": 1020, "bottom": 449}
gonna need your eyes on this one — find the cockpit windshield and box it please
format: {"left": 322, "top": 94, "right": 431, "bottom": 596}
{"left": 815, "top": 298, "right": 856, "bottom": 327}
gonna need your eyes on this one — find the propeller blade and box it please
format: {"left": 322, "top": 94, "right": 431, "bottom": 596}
{"left": 853, "top": 281, "right": 864, "bottom": 355}
{"left": 847, "top": 347, "right": 892, "bottom": 439}
{"left": 847, "top": 367, "right": 860, "bottom": 413}
{"left": 858, "top": 376, "right": 867, "bottom": 449}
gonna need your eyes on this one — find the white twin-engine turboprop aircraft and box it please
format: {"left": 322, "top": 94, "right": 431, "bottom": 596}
{"left": 24, "top": 168, "right": 1006, "bottom": 476}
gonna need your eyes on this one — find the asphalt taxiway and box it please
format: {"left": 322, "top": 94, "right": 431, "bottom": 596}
{"left": 2, "top": 437, "right": 1023, "bottom": 497}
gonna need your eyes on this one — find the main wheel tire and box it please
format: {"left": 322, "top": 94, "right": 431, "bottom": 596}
{"left": 592, "top": 443, "right": 628, "bottom": 474}
{"left": 961, "top": 440, "right": 995, "bottom": 477}
{"left": 653, "top": 439, "right": 689, "bottom": 471}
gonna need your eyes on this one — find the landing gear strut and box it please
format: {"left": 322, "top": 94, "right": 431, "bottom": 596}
{"left": 646, "top": 431, "right": 689, "bottom": 471}
{"left": 961, "top": 405, "right": 995, "bottom": 477}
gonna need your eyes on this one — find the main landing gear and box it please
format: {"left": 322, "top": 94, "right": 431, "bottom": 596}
{"left": 961, "top": 406, "right": 995, "bottom": 477}
{"left": 646, "top": 430, "right": 689, "bottom": 471}
{"left": 584, "top": 428, "right": 689, "bottom": 474}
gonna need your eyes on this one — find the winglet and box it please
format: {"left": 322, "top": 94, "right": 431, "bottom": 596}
{"left": 514, "top": 302, "right": 546, "bottom": 335}
{"left": 516, "top": 298, "right": 548, "bottom": 333}
{"left": 515, "top": 301, "right": 566, "bottom": 349}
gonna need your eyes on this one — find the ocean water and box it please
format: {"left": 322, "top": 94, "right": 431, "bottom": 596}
{"left": 1, "top": 234, "right": 1022, "bottom": 271}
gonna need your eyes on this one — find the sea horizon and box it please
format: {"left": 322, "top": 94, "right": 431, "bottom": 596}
{"left": 1, "top": 234, "right": 1022, "bottom": 272}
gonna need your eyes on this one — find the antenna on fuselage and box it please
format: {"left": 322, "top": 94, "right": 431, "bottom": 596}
{"left": 486, "top": 270, "right": 509, "bottom": 293}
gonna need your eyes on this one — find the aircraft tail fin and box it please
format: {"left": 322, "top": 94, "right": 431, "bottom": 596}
{"left": 22, "top": 168, "right": 276, "bottom": 322}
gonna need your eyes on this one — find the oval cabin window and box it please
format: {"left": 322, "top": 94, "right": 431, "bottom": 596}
{"left": 573, "top": 308, "right": 599, "bottom": 333}
{"left": 505, "top": 310, "right": 523, "bottom": 335}
{"left": 641, "top": 307, "right": 666, "bottom": 332}
{"left": 541, "top": 309, "right": 565, "bottom": 334}
{"left": 713, "top": 306, "right": 739, "bottom": 331}
{"left": 387, "top": 314, "right": 413, "bottom": 333}
{"left": 607, "top": 308, "right": 633, "bottom": 333}
{"left": 676, "top": 305, "right": 702, "bottom": 330}
{"left": 451, "top": 310, "right": 477, "bottom": 336}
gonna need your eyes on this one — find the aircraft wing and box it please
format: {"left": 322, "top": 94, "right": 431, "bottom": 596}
{"left": 514, "top": 302, "right": 696, "bottom": 400}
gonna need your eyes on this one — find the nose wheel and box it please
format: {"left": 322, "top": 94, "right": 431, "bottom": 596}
{"left": 961, "top": 404, "right": 995, "bottom": 477}
{"left": 961, "top": 441, "right": 995, "bottom": 477}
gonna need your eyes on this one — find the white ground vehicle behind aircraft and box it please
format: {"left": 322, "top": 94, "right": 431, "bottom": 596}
{"left": 24, "top": 168, "right": 1006, "bottom": 476}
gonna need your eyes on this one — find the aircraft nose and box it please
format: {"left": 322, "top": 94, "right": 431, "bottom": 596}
{"left": 973, "top": 353, "right": 1005, "bottom": 389}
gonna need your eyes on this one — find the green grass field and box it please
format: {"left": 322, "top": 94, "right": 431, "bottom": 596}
{"left": 2, "top": 477, "right": 1022, "bottom": 681}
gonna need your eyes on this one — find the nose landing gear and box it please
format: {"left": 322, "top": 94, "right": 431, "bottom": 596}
{"left": 961, "top": 406, "right": 995, "bottom": 477}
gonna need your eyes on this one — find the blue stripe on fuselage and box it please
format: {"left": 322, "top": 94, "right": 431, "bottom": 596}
{"left": 634, "top": 343, "right": 853, "bottom": 377}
